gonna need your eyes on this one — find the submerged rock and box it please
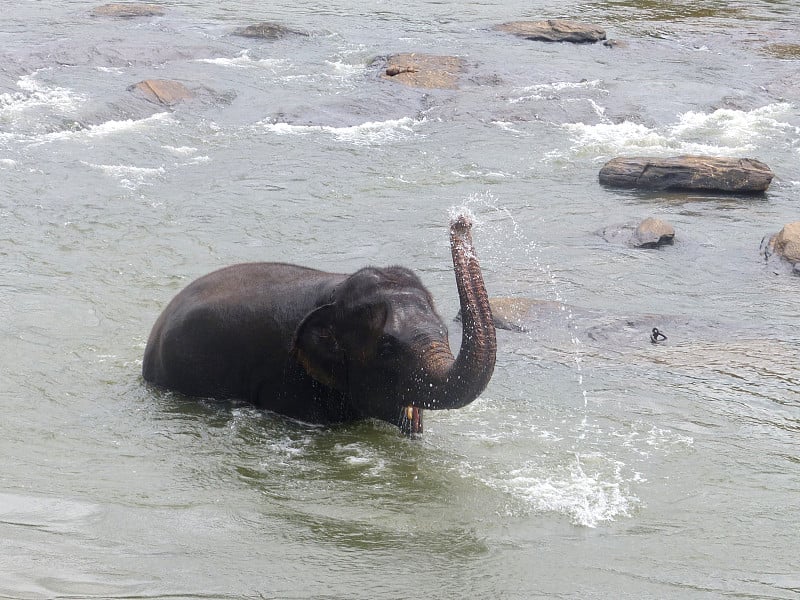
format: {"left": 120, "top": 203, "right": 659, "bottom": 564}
{"left": 633, "top": 217, "right": 675, "bottom": 248}
{"left": 233, "top": 22, "right": 308, "bottom": 39}
{"left": 603, "top": 39, "right": 628, "bottom": 49}
{"left": 457, "top": 297, "right": 570, "bottom": 332}
{"left": 762, "top": 44, "right": 800, "bottom": 60}
{"left": 129, "top": 79, "right": 193, "bottom": 105}
{"left": 599, "top": 155, "right": 774, "bottom": 194}
{"left": 381, "top": 53, "right": 465, "bottom": 89}
{"left": 599, "top": 217, "right": 676, "bottom": 249}
{"left": 91, "top": 3, "right": 165, "bottom": 17}
{"left": 494, "top": 20, "right": 606, "bottom": 44}
{"left": 762, "top": 221, "right": 800, "bottom": 274}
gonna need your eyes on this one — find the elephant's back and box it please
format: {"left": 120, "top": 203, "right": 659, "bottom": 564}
{"left": 142, "top": 262, "right": 345, "bottom": 396}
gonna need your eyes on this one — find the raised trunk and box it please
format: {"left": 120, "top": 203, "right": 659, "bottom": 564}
{"left": 413, "top": 213, "right": 497, "bottom": 410}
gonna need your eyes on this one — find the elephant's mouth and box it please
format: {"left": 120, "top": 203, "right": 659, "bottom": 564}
{"left": 400, "top": 405, "right": 423, "bottom": 435}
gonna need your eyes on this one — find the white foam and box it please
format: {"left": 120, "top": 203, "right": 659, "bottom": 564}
{"left": 325, "top": 60, "right": 365, "bottom": 74}
{"left": 509, "top": 79, "right": 602, "bottom": 103}
{"left": 0, "top": 73, "right": 86, "bottom": 115}
{"left": 86, "top": 112, "right": 172, "bottom": 137}
{"left": 162, "top": 145, "right": 198, "bottom": 155}
{"left": 197, "top": 51, "right": 287, "bottom": 70}
{"left": 334, "top": 443, "right": 387, "bottom": 476}
{"left": 491, "top": 454, "right": 638, "bottom": 527}
{"left": 266, "top": 435, "right": 309, "bottom": 464}
{"left": 0, "top": 158, "right": 17, "bottom": 168}
{"left": 259, "top": 116, "right": 418, "bottom": 146}
{"left": 563, "top": 102, "right": 797, "bottom": 157}
{"left": 669, "top": 103, "right": 798, "bottom": 143}
{"left": 81, "top": 161, "right": 165, "bottom": 189}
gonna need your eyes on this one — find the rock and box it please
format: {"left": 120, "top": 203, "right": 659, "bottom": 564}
{"left": 598, "top": 155, "right": 774, "bottom": 193}
{"left": 494, "top": 20, "right": 606, "bottom": 44}
{"left": 603, "top": 39, "right": 628, "bottom": 49}
{"left": 233, "top": 22, "right": 308, "bottom": 39}
{"left": 599, "top": 217, "right": 676, "bottom": 249}
{"left": 130, "top": 79, "right": 193, "bottom": 105}
{"left": 457, "top": 297, "right": 569, "bottom": 332}
{"left": 764, "top": 222, "right": 800, "bottom": 265}
{"left": 763, "top": 44, "right": 800, "bottom": 60}
{"left": 91, "top": 3, "right": 165, "bottom": 17}
{"left": 381, "top": 54, "right": 465, "bottom": 89}
{"left": 632, "top": 217, "right": 675, "bottom": 248}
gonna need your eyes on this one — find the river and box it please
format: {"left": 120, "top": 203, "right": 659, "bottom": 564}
{"left": 1, "top": 1, "right": 798, "bottom": 598}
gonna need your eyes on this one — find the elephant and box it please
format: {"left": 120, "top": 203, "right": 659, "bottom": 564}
{"left": 142, "top": 214, "right": 496, "bottom": 434}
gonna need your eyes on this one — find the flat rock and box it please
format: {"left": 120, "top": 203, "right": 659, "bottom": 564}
{"left": 233, "top": 22, "right": 308, "bottom": 39}
{"left": 381, "top": 53, "right": 465, "bottom": 90}
{"left": 495, "top": 20, "right": 606, "bottom": 44}
{"left": 130, "top": 79, "right": 193, "bottom": 105}
{"left": 91, "top": 3, "right": 165, "bottom": 17}
{"left": 599, "top": 155, "right": 774, "bottom": 193}
{"left": 633, "top": 217, "right": 675, "bottom": 248}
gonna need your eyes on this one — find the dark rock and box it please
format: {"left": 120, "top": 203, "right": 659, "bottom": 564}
{"left": 381, "top": 53, "right": 465, "bottom": 90}
{"left": 632, "top": 217, "right": 675, "bottom": 248}
{"left": 233, "top": 22, "right": 308, "bottom": 39}
{"left": 495, "top": 20, "right": 606, "bottom": 44}
{"left": 129, "top": 79, "right": 193, "bottom": 105}
{"left": 91, "top": 3, "right": 165, "bottom": 17}
{"left": 599, "top": 155, "right": 774, "bottom": 194}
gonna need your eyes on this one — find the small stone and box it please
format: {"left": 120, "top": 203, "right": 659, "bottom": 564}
{"left": 495, "top": 20, "right": 606, "bottom": 44}
{"left": 91, "top": 3, "right": 165, "bottom": 17}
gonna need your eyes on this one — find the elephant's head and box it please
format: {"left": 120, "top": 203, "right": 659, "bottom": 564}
{"left": 292, "top": 214, "right": 496, "bottom": 434}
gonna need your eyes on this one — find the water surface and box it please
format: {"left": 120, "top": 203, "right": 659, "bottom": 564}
{"left": 1, "top": 1, "right": 799, "bottom": 598}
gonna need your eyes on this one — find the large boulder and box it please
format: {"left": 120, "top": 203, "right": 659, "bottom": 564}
{"left": 129, "top": 79, "right": 193, "bottom": 105}
{"left": 494, "top": 20, "right": 606, "bottom": 43}
{"left": 599, "top": 156, "right": 774, "bottom": 193}
{"left": 92, "top": 3, "right": 165, "bottom": 17}
{"left": 381, "top": 53, "right": 465, "bottom": 89}
{"left": 233, "top": 22, "right": 308, "bottom": 39}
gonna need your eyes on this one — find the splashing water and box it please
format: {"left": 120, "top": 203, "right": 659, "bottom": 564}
{"left": 446, "top": 194, "right": 637, "bottom": 526}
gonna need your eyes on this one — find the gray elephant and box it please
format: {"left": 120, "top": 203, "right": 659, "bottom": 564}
{"left": 142, "top": 215, "right": 496, "bottom": 434}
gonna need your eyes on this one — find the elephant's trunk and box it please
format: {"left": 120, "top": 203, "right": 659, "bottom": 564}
{"left": 411, "top": 213, "right": 496, "bottom": 411}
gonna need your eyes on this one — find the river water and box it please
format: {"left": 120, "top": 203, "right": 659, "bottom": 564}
{"left": 1, "top": 1, "right": 798, "bottom": 598}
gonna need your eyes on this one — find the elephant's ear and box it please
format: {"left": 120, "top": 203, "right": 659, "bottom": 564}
{"left": 292, "top": 304, "right": 347, "bottom": 391}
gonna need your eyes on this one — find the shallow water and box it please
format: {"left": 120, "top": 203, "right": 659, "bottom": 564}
{"left": 1, "top": 1, "right": 799, "bottom": 598}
